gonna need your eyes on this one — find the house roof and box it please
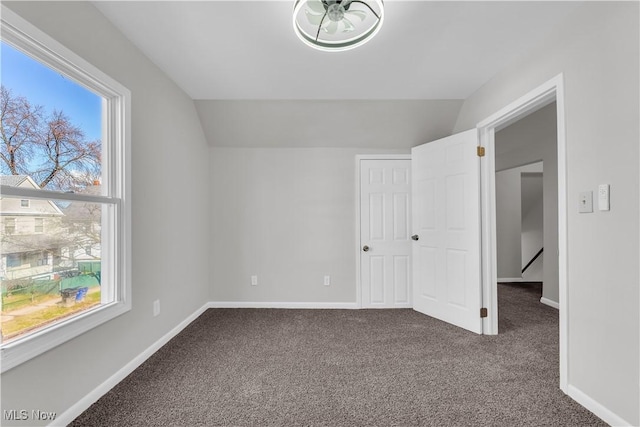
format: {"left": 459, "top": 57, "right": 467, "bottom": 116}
{"left": 0, "top": 175, "right": 64, "bottom": 216}
{"left": 0, "top": 175, "right": 29, "bottom": 187}
{"left": 61, "top": 184, "right": 102, "bottom": 221}
{"left": 75, "top": 183, "right": 102, "bottom": 197}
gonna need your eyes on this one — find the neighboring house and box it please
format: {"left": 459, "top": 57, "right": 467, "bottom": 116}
{"left": 0, "top": 175, "right": 64, "bottom": 281}
{"left": 61, "top": 182, "right": 102, "bottom": 266}
{"left": 0, "top": 176, "right": 102, "bottom": 282}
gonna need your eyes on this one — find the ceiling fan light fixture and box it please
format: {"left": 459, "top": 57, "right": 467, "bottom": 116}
{"left": 293, "top": 0, "right": 384, "bottom": 52}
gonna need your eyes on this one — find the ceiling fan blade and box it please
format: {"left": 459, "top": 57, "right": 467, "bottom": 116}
{"left": 345, "top": 10, "right": 367, "bottom": 21}
{"left": 305, "top": 9, "right": 325, "bottom": 25}
{"left": 306, "top": 0, "right": 325, "bottom": 14}
{"left": 342, "top": 17, "right": 355, "bottom": 32}
{"left": 323, "top": 21, "right": 339, "bottom": 35}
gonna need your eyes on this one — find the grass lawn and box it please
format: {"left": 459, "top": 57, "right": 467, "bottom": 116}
{"left": 1, "top": 291, "right": 101, "bottom": 341}
{"left": 2, "top": 292, "right": 61, "bottom": 312}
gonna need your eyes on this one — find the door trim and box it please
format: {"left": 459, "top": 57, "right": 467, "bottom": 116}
{"left": 355, "top": 154, "right": 412, "bottom": 308}
{"left": 476, "top": 74, "right": 568, "bottom": 392}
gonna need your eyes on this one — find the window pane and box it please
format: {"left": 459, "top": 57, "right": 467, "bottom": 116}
{"left": 34, "top": 217, "right": 44, "bottom": 233}
{"left": 4, "top": 217, "right": 15, "bottom": 234}
{"left": 1, "top": 41, "right": 103, "bottom": 193}
{"left": 1, "top": 196, "right": 109, "bottom": 344}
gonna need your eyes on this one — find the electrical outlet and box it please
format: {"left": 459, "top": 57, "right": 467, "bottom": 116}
{"left": 251, "top": 275, "right": 258, "bottom": 286}
{"left": 153, "top": 300, "right": 160, "bottom": 317}
{"left": 324, "top": 275, "right": 331, "bottom": 286}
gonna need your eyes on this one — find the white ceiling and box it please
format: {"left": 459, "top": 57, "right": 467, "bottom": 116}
{"left": 94, "top": 1, "right": 582, "bottom": 100}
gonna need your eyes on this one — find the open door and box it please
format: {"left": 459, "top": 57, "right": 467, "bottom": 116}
{"left": 411, "top": 129, "right": 483, "bottom": 334}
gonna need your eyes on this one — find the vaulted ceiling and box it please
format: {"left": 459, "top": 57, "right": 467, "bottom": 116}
{"left": 94, "top": 1, "right": 582, "bottom": 100}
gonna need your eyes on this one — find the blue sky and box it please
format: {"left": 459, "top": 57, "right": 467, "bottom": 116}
{"left": 1, "top": 41, "right": 102, "bottom": 141}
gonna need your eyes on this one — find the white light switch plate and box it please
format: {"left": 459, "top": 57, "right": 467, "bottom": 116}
{"left": 598, "top": 184, "right": 610, "bottom": 211}
{"left": 579, "top": 191, "right": 593, "bottom": 213}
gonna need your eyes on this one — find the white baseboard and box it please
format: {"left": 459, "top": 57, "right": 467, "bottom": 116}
{"left": 208, "top": 301, "right": 358, "bottom": 309}
{"left": 540, "top": 297, "right": 560, "bottom": 309}
{"left": 361, "top": 304, "right": 413, "bottom": 309}
{"left": 51, "top": 303, "right": 210, "bottom": 427}
{"left": 497, "top": 277, "right": 524, "bottom": 282}
{"left": 567, "top": 384, "right": 633, "bottom": 426}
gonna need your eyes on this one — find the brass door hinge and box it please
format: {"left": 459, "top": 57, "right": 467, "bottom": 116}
{"left": 480, "top": 307, "right": 488, "bottom": 318}
{"left": 477, "top": 146, "right": 485, "bottom": 157}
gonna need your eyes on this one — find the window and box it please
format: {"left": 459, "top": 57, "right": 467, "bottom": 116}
{"left": 36, "top": 251, "right": 49, "bottom": 266}
{"left": 0, "top": 6, "right": 131, "bottom": 372}
{"left": 4, "top": 217, "right": 15, "bottom": 234}
{"left": 6, "top": 253, "right": 23, "bottom": 268}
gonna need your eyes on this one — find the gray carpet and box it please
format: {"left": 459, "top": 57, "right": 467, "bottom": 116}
{"left": 71, "top": 283, "right": 605, "bottom": 426}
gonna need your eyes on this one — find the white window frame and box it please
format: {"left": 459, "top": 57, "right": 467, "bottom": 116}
{"left": 34, "top": 217, "right": 44, "bottom": 233}
{"left": 0, "top": 6, "right": 131, "bottom": 373}
{"left": 4, "top": 217, "right": 16, "bottom": 234}
{"left": 20, "top": 199, "right": 29, "bottom": 208}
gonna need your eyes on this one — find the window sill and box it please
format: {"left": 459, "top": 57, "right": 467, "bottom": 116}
{"left": 1, "top": 299, "right": 131, "bottom": 373}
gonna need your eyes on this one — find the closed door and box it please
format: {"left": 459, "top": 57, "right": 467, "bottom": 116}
{"left": 412, "top": 129, "right": 483, "bottom": 334}
{"left": 360, "top": 159, "right": 412, "bottom": 308}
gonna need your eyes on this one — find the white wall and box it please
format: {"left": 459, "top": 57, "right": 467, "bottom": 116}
{"left": 211, "top": 147, "right": 408, "bottom": 303}
{"left": 205, "top": 100, "right": 455, "bottom": 304}
{"left": 454, "top": 3, "right": 639, "bottom": 424}
{"left": 521, "top": 172, "right": 544, "bottom": 282}
{"left": 495, "top": 167, "right": 522, "bottom": 280}
{"left": 196, "top": 100, "right": 463, "bottom": 149}
{"left": 1, "top": 2, "right": 210, "bottom": 425}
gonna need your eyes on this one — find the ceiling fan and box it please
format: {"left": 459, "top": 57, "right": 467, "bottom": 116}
{"left": 293, "top": 0, "right": 384, "bottom": 52}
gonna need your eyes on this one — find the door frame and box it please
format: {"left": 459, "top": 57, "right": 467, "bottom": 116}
{"left": 355, "top": 154, "right": 412, "bottom": 308}
{"left": 476, "top": 73, "right": 568, "bottom": 392}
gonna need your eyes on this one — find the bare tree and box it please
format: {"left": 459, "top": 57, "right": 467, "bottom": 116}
{"left": 36, "top": 110, "right": 101, "bottom": 190}
{"left": 0, "top": 86, "right": 42, "bottom": 176}
{"left": 0, "top": 86, "right": 101, "bottom": 191}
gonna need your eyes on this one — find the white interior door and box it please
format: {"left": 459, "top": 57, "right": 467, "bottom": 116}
{"left": 360, "top": 159, "right": 412, "bottom": 308}
{"left": 411, "top": 129, "right": 483, "bottom": 333}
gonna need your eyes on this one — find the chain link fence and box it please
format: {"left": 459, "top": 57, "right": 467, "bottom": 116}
{"left": 1, "top": 272, "right": 99, "bottom": 312}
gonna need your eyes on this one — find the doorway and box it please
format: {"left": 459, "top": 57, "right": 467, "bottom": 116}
{"left": 478, "top": 74, "right": 568, "bottom": 391}
{"left": 496, "top": 162, "right": 545, "bottom": 285}
{"left": 494, "top": 102, "right": 559, "bottom": 314}
{"left": 355, "top": 76, "right": 567, "bottom": 366}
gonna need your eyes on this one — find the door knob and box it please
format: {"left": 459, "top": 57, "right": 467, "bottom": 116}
{"left": 411, "top": 235, "right": 419, "bottom": 241}
{"left": 362, "top": 245, "right": 370, "bottom": 252}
